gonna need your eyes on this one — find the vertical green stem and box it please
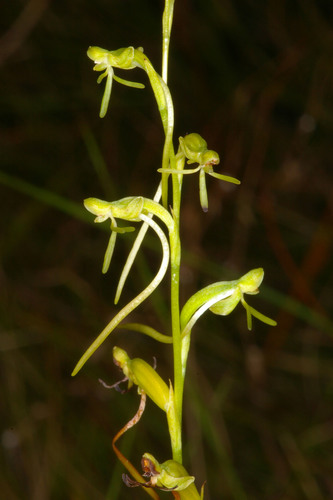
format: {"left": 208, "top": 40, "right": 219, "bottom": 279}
{"left": 169, "top": 149, "right": 184, "bottom": 465}
{"left": 161, "top": 0, "right": 184, "bottom": 464}
{"left": 169, "top": 227, "right": 182, "bottom": 463}
{"left": 162, "top": 0, "right": 175, "bottom": 84}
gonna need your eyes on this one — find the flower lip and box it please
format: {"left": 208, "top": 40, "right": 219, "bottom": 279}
{"left": 141, "top": 455, "right": 159, "bottom": 477}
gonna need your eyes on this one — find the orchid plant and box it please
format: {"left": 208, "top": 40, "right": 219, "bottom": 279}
{"left": 72, "top": 1, "right": 276, "bottom": 498}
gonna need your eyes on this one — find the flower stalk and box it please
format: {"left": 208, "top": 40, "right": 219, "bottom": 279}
{"left": 72, "top": 1, "right": 277, "bottom": 497}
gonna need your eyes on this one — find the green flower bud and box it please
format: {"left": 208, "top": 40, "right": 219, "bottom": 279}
{"left": 209, "top": 288, "right": 242, "bottom": 316}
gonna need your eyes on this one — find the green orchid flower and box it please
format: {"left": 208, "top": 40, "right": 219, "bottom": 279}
{"left": 181, "top": 268, "right": 277, "bottom": 335}
{"left": 87, "top": 46, "right": 145, "bottom": 117}
{"left": 72, "top": 196, "right": 175, "bottom": 377}
{"left": 158, "top": 133, "right": 240, "bottom": 211}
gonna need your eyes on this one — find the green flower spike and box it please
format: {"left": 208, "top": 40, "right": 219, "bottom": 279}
{"left": 181, "top": 268, "right": 277, "bottom": 336}
{"left": 123, "top": 453, "right": 203, "bottom": 499}
{"left": 158, "top": 133, "right": 240, "bottom": 211}
{"left": 87, "top": 46, "right": 145, "bottom": 118}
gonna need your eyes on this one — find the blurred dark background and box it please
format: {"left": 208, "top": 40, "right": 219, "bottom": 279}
{"left": 1, "top": 0, "right": 333, "bottom": 498}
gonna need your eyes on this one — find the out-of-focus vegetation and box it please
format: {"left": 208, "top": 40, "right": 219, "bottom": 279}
{"left": 1, "top": 1, "right": 332, "bottom": 498}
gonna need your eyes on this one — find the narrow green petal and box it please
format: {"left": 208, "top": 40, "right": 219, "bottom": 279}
{"left": 248, "top": 305, "right": 277, "bottom": 327}
{"left": 246, "top": 302, "right": 253, "bottom": 331}
{"left": 208, "top": 171, "right": 241, "bottom": 185}
{"left": 113, "top": 74, "right": 145, "bottom": 88}
{"left": 110, "top": 224, "right": 135, "bottom": 234}
{"left": 157, "top": 165, "right": 201, "bottom": 175}
{"left": 241, "top": 297, "right": 277, "bottom": 330}
{"left": 102, "top": 231, "right": 117, "bottom": 274}
{"left": 99, "top": 72, "right": 112, "bottom": 118}
{"left": 199, "top": 169, "right": 208, "bottom": 212}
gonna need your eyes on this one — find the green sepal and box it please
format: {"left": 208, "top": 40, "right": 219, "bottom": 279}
{"left": 179, "top": 133, "right": 210, "bottom": 164}
{"left": 157, "top": 460, "right": 195, "bottom": 491}
{"left": 180, "top": 280, "right": 237, "bottom": 333}
{"left": 209, "top": 288, "right": 242, "bottom": 316}
{"left": 87, "top": 46, "right": 136, "bottom": 70}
